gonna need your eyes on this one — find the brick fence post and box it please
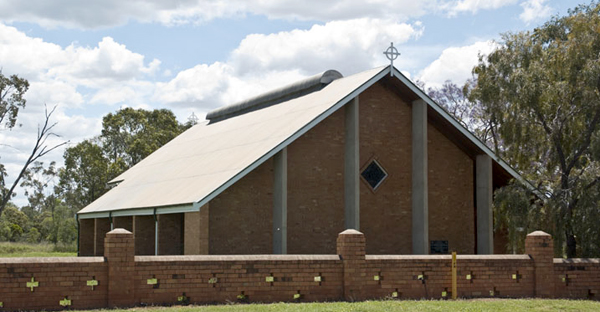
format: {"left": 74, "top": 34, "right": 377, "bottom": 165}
{"left": 105, "top": 228, "right": 136, "bottom": 307}
{"left": 525, "top": 230, "right": 555, "bottom": 298}
{"left": 337, "top": 229, "right": 366, "bottom": 301}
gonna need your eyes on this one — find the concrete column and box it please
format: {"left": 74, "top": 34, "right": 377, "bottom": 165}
{"left": 412, "top": 99, "right": 428, "bottom": 254}
{"left": 133, "top": 215, "right": 155, "bottom": 255}
{"left": 273, "top": 148, "right": 287, "bottom": 254}
{"left": 78, "top": 218, "right": 95, "bottom": 256}
{"left": 476, "top": 154, "right": 494, "bottom": 254}
{"left": 344, "top": 97, "right": 360, "bottom": 230}
{"left": 157, "top": 213, "right": 184, "bottom": 255}
{"left": 94, "top": 218, "right": 111, "bottom": 256}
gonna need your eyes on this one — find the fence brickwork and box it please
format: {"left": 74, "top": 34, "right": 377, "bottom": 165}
{"left": 0, "top": 229, "right": 599, "bottom": 310}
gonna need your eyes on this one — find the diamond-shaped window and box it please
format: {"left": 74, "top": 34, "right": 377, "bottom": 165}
{"left": 361, "top": 160, "right": 388, "bottom": 190}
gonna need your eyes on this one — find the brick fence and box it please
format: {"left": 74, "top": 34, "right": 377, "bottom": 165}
{"left": 0, "top": 229, "right": 598, "bottom": 310}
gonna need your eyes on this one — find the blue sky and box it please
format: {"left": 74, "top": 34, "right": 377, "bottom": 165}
{"left": 0, "top": 0, "right": 582, "bottom": 205}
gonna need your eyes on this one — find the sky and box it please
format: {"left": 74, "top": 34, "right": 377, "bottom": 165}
{"left": 0, "top": 0, "right": 582, "bottom": 206}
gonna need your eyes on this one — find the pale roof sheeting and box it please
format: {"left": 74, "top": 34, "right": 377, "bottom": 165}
{"left": 78, "top": 67, "right": 387, "bottom": 217}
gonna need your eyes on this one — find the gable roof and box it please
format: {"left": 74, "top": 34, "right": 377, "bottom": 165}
{"left": 78, "top": 66, "right": 531, "bottom": 219}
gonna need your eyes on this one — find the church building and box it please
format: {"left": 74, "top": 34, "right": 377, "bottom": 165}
{"left": 77, "top": 65, "right": 526, "bottom": 256}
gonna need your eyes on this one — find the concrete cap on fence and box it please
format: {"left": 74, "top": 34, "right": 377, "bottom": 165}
{"left": 339, "top": 229, "right": 363, "bottom": 236}
{"left": 526, "top": 230, "right": 551, "bottom": 237}
{"left": 107, "top": 228, "right": 132, "bottom": 235}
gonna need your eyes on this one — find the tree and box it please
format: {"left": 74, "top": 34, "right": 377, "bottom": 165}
{"left": 468, "top": 2, "right": 600, "bottom": 257}
{"left": 426, "top": 80, "right": 502, "bottom": 154}
{"left": 58, "top": 139, "right": 110, "bottom": 209}
{"left": 0, "top": 70, "right": 29, "bottom": 130}
{"left": 0, "top": 103, "right": 67, "bottom": 217}
{"left": 20, "top": 161, "right": 58, "bottom": 217}
{"left": 0, "top": 204, "right": 29, "bottom": 242}
{"left": 101, "top": 108, "right": 182, "bottom": 169}
{"left": 20, "top": 161, "right": 61, "bottom": 243}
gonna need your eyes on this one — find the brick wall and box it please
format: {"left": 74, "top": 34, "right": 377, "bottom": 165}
{"left": 209, "top": 161, "right": 273, "bottom": 254}
{"left": 158, "top": 213, "right": 183, "bottom": 255}
{"left": 357, "top": 82, "right": 476, "bottom": 255}
{"left": 134, "top": 216, "right": 155, "bottom": 255}
{"left": 135, "top": 255, "right": 343, "bottom": 305}
{"left": 554, "top": 259, "right": 600, "bottom": 299}
{"left": 1, "top": 229, "right": 599, "bottom": 311}
{"left": 183, "top": 204, "right": 209, "bottom": 255}
{"left": 94, "top": 218, "right": 111, "bottom": 256}
{"left": 79, "top": 218, "right": 94, "bottom": 256}
{"left": 113, "top": 216, "right": 133, "bottom": 232}
{"left": 0, "top": 257, "right": 107, "bottom": 310}
{"left": 359, "top": 83, "right": 413, "bottom": 255}
{"left": 287, "top": 106, "right": 345, "bottom": 254}
{"left": 427, "top": 124, "right": 475, "bottom": 254}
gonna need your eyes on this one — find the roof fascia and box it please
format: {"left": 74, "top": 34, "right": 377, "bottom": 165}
{"left": 194, "top": 66, "right": 390, "bottom": 208}
{"left": 389, "top": 67, "right": 538, "bottom": 193}
{"left": 78, "top": 203, "right": 197, "bottom": 219}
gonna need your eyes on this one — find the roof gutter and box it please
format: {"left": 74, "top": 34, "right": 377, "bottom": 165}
{"left": 77, "top": 203, "right": 197, "bottom": 219}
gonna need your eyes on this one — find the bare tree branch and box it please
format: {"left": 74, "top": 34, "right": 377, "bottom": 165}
{"left": 0, "top": 105, "right": 68, "bottom": 216}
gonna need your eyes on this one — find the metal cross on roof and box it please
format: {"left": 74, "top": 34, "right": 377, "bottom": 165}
{"left": 187, "top": 112, "right": 199, "bottom": 126}
{"left": 383, "top": 42, "right": 400, "bottom": 76}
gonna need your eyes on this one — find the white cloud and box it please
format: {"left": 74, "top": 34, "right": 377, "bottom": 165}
{"left": 0, "top": 0, "right": 437, "bottom": 29}
{"left": 154, "top": 62, "right": 232, "bottom": 110}
{"left": 418, "top": 41, "right": 498, "bottom": 88}
{"left": 55, "top": 37, "right": 161, "bottom": 85}
{"left": 519, "top": 0, "right": 553, "bottom": 24}
{"left": 0, "top": 25, "right": 160, "bottom": 87}
{"left": 0, "top": 24, "right": 65, "bottom": 79}
{"left": 0, "top": 0, "right": 204, "bottom": 29}
{"left": 239, "top": 0, "right": 432, "bottom": 23}
{"left": 442, "top": 0, "right": 518, "bottom": 16}
{"left": 231, "top": 18, "right": 423, "bottom": 76}
{"left": 153, "top": 18, "right": 423, "bottom": 111}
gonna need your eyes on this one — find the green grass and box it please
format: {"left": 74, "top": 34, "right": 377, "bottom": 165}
{"left": 73, "top": 299, "right": 600, "bottom": 312}
{"left": 0, "top": 241, "right": 77, "bottom": 257}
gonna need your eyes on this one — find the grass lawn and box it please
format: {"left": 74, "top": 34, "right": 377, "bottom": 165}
{"left": 76, "top": 299, "right": 600, "bottom": 312}
{"left": 0, "top": 241, "right": 77, "bottom": 257}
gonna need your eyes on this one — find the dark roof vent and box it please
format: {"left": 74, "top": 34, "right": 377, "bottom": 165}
{"left": 206, "top": 69, "right": 343, "bottom": 123}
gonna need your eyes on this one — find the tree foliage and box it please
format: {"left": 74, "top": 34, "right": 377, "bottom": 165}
{"left": 0, "top": 204, "right": 29, "bottom": 242}
{"left": 0, "top": 70, "right": 29, "bottom": 130}
{"left": 427, "top": 80, "right": 501, "bottom": 154}
{"left": 101, "top": 108, "right": 182, "bottom": 168}
{"left": 58, "top": 139, "right": 110, "bottom": 209}
{"left": 469, "top": 2, "right": 600, "bottom": 257}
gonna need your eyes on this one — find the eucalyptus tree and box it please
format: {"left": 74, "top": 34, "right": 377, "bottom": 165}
{"left": 468, "top": 3, "right": 600, "bottom": 257}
